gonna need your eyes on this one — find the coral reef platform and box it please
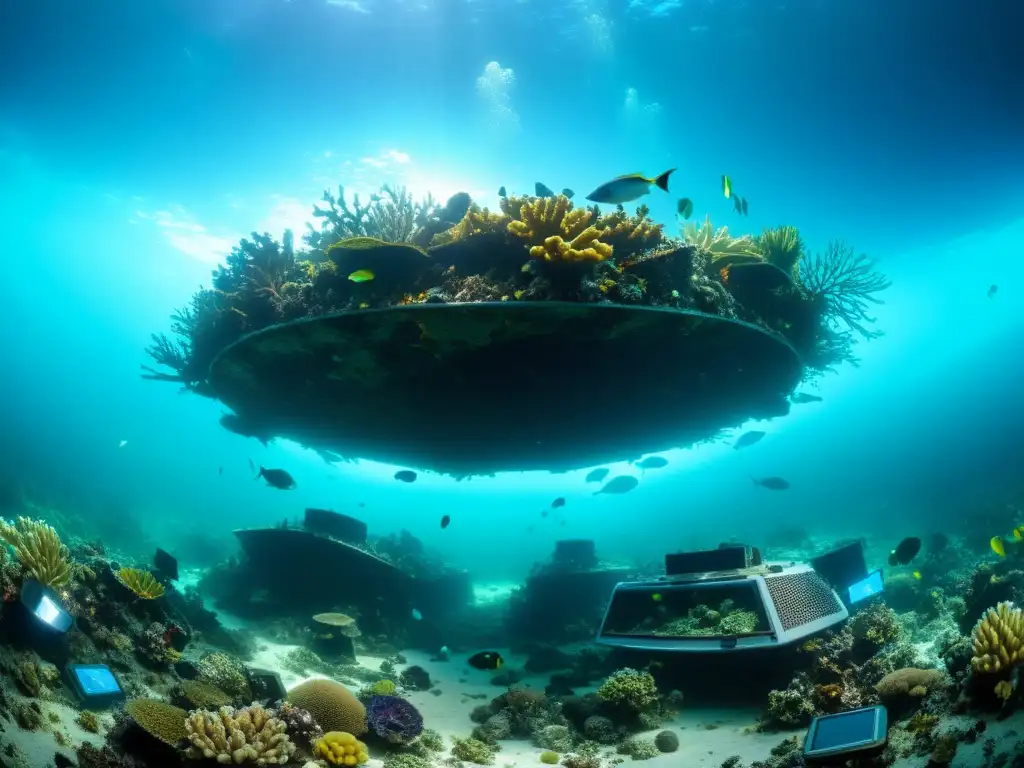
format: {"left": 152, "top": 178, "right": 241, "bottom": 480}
{"left": 209, "top": 302, "right": 802, "bottom": 476}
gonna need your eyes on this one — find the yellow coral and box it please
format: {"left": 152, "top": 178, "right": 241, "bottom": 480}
{"left": 185, "top": 704, "right": 296, "bottom": 765}
{"left": 124, "top": 699, "right": 189, "bottom": 745}
{"left": 444, "top": 206, "right": 508, "bottom": 242}
{"left": 508, "top": 195, "right": 594, "bottom": 244}
{"left": 995, "top": 680, "right": 1014, "bottom": 701}
{"left": 597, "top": 204, "right": 665, "bottom": 254}
{"left": 0, "top": 517, "right": 73, "bottom": 589}
{"left": 114, "top": 567, "right": 165, "bottom": 599}
{"left": 972, "top": 602, "right": 1024, "bottom": 674}
{"left": 682, "top": 215, "right": 761, "bottom": 268}
{"left": 315, "top": 731, "right": 370, "bottom": 766}
{"left": 529, "top": 227, "right": 613, "bottom": 263}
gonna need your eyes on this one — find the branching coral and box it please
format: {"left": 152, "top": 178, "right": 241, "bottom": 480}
{"left": 507, "top": 195, "right": 614, "bottom": 262}
{"left": 307, "top": 184, "right": 439, "bottom": 249}
{"left": 596, "top": 204, "right": 664, "bottom": 254}
{"left": 798, "top": 239, "right": 891, "bottom": 339}
{"left": 114, "top": 567, "right": 165, "bottom": 599}
{"left": 441, "top": 205, "right": 508, "bottom": 243}
{"left": 971, "top": 602, "right": 1024, "bottom": 673}
{"left": 185, "top": 704, "right": 297, "bottom": 765}
{"left": 0, "top": 517, "right": 73, "bottom": 589}
{"left": 529, "top": 228, "right": 613, "bottom": 263}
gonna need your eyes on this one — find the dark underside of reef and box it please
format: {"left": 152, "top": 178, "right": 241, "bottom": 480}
{"left": 209, "top": 302, "right": 802, "bottom": 475}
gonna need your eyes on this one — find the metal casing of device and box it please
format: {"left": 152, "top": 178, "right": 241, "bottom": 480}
{"left": 596, "top": 562, "right": 849, "bottom": 651}
{"left": 803, "top": 705, "right": 888, "bottom": 763}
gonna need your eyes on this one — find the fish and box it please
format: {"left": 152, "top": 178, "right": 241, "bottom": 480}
{"left": 255, "top": 466, "right": 297, "bottom": 490}
{"left": 441, "top": 514, "right": 451, "bottom": 529}
{"left": 585, "top": 468, "right": 610, "bottom": 483}
{"left": 411, "top": 608, "right": 423, "bottom": 620}
{"left": 348, "top": 269, "right": 375, "bottom": 283}
{"left": 467, "top": 651, "right": 504, "bottom": 671}
{"left": 394, "top": 470, "right": 418, "bottom": 483}
{"left": 561, "top": 188, "right": 575, "bottom": 200}
{"left": 585, "top": 169, "right": 675, "bottom": 205}
{"left": 991, "top": 536, "right": 1006, "bottom": 557}
{"left": 733, "top": 195, "right": 748, "bottom": 216}
{"left": 651, "top": 593, "right": 663, "bottom": 602}
{"left": 635, "top": 456, "right": 668, "bottom": 470}
{"left": 790, "top": 392, "right": 823, "bottom": 404}
{"left": 535, "top": 182, "right": 557, "bottom": 197}
{"left": 595, "top": 475, "right": 640, "bottom": 495}
{"left": 987, "top": 284, "right": 998, "bottom": 298}
{"left": 722, "top": 175, "right": 733, "bottom": 199}
{"left": 741, "top": 197, "right": 749, "bottom": 216}
{"left": 887, "top": 536, "right": 922, "bottom": 566}
{"left": 733, "top": 430, "right": 766, "bottom": 449}
{"left": 118, "top": 439, "right": 128, "bottom": 448}
{"left": 248, "top": 457, "right": 256, "bottom": 473}
{"left": 154, "top": 548, "right": 179, "bottom": 581}
{"left": 498, "top": 186, "right": 507, "bottom": 198}
{"left": 912, "top": 570, "right": 922, "bottom": 580}
{"left": 552, "top": 497, "right": 566, "bottom": 508}
{"left": 677, "top": 198, "right": 694, "bottom": 219}
{"left": 1014, "top": 527, "right": 1024, "bottom": 541}
{"left": 753, "top": 476, "right": 790, "bottom": 490}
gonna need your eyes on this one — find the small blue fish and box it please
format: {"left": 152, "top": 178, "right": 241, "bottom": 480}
{"left": 585, "top": 468, "right": 609, "bottom": 483}
{"left": 733, "top": 431, "right": 765, "bottom": 450}
{"left": 595, "top": 475, "right": 639, "bottom": 495}
{"left": 411, "top": 608, "right": 423, "bottom": 621}
{"left": 635, "top": 456, "right": 668, "bottom": 470}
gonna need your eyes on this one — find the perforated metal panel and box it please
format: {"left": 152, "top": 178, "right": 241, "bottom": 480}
{"left": 765, "top": 570, "right": 842, "bottom": 630}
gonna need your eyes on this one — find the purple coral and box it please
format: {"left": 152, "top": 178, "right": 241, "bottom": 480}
{"left": 367, "top": 695, "right": 424, "bottom": 745}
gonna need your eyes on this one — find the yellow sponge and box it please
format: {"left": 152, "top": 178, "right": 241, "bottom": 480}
{"left": 315, "top": 731, "right": 370, "bottom": 766}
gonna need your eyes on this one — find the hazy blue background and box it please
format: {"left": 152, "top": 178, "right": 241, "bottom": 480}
{"left": 1, "top": 0, "right": 1022, "bottom": 580}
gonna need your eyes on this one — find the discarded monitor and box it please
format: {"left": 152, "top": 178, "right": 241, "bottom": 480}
{"left": 65, "top": 664, "right": 125, "bottom": 707}
{"left": 597, "top": 561, "right": 848, "bottom": 652}
{"left": 803, "top": 705, "right": 888, "bottom": 764}
{"left": 21, "top": 579, "right": 73, "bottom": 634}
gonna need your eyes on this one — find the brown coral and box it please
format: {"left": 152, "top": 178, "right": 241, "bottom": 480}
{"left": 874, "top": 668, "right": 945, "bottom": 699}
{"left": 287, "top": 679, "right": 367, "bottom": 735}
{"left": 123, "top": 699, "right": 189, "bottom": 745}
{"left": 971, "top": 602, "right": 1024, "bottom": 674}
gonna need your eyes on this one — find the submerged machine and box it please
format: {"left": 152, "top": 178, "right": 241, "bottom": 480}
{"left": 597, "top": 544, "right": 856, "bottom": 652}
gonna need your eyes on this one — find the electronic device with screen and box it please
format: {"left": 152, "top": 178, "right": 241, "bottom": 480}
{"left": 847, "top": 570, "right": 885, "bottom": 605}
{"left": 246, "top": 667, "right": 288, "bottom": 703}
{"left": 803, "top": 705, "right": 888, "bottom": 764}
{"left": 20, "top": 579, "right": 73, "bottom": 633}
{"left": 65, "top": 664, "right": 125, "bottom": 707}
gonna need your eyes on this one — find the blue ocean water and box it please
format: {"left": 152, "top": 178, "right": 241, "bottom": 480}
{"left": 1, "top": 0, "right": 1022, "bottom": 585}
